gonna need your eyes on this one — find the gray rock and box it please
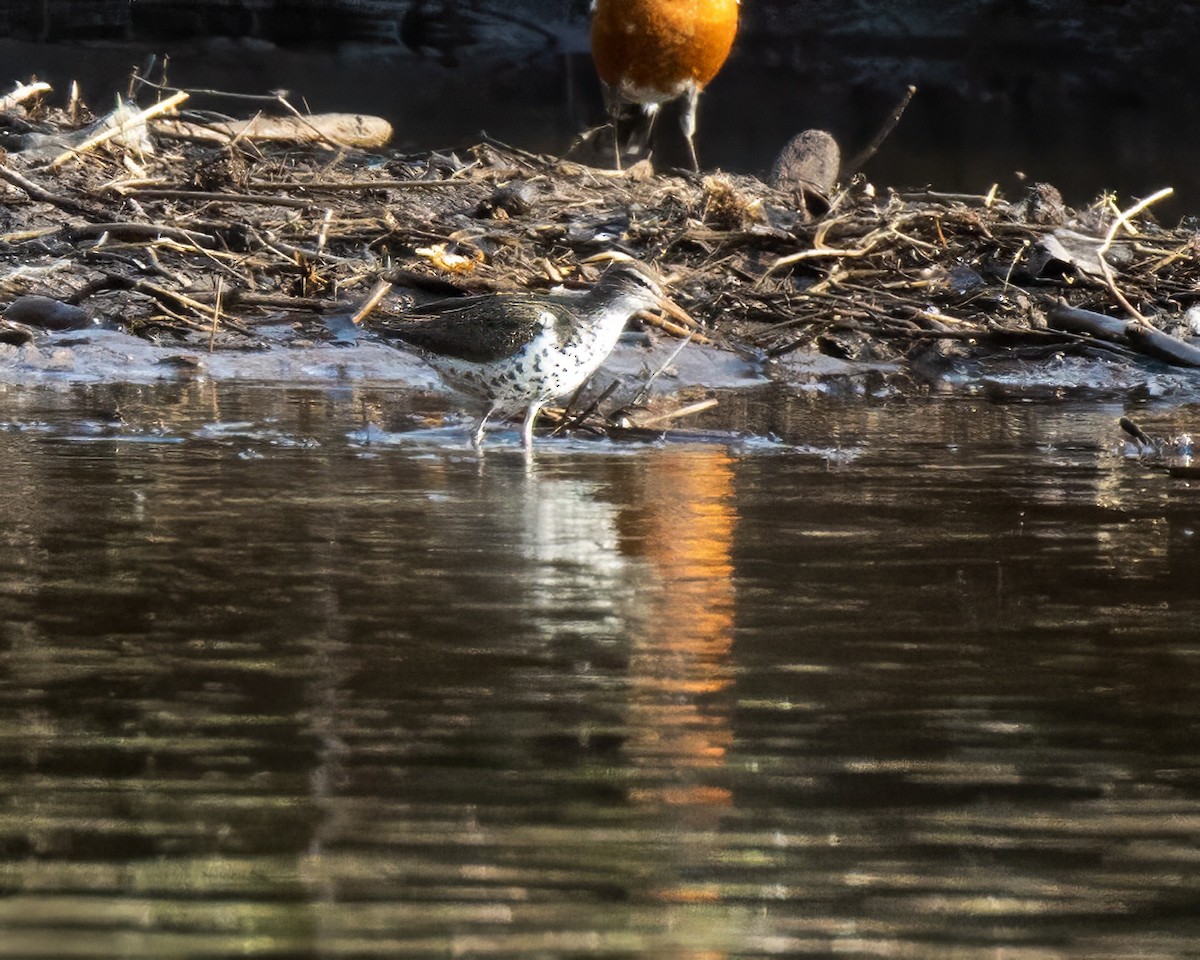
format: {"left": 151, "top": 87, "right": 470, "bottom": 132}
{"left": 770, "top": 129, "right": 841, "bottom": 194}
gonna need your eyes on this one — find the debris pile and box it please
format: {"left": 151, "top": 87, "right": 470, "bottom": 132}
{"left": 3, "top": 79, "right": 1199, "bottom": 385}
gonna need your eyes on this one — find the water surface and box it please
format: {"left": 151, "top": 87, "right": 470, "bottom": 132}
{"left": 1, "top": 382, "right": 1199, "bottom": 958}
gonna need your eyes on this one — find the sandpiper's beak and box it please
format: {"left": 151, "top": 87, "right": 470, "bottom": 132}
{"left": 656, "top": 293, "right": 699, "bottom": 330}
{"left": 636, "top": 294, "right": 711, "bottom": 344}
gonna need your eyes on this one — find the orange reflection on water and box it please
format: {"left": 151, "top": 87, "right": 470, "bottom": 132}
{"left": 617, "top": 445, "right": 740, "bottom": 945}
{"left": 622, "top": 447, "right": 737, "bottom": 813}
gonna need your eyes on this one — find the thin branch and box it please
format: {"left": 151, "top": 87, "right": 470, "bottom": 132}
{"left": 47, "top": 91, "right": 189, "bottom": 169}
{"left": 0, "top": 81, "right": 51, "bottom": 112}
{"left": 843, "top": 84, "right": 917, "bottom": 177}
{"left": 1098, "top": 186, "right": 1174, "bottom": 254}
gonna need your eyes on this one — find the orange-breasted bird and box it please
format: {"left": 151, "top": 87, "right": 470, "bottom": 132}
{"left": 590, "top": 0, "right": 739, "bottom": 171}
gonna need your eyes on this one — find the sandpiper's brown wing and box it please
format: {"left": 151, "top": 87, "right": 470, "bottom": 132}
{"left": 366, "top": 294, "right": 574, "bottom": 364}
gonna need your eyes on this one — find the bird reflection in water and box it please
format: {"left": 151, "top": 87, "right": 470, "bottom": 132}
{"left": 294, "top": 441, "right": 742, "bottom": 956}
{"left": 516, "top": 444, "right": 738, "bottom": 950}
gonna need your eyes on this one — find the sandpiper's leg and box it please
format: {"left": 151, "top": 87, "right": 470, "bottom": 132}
{"left": 472, "top": 402, "right": 500, "bottom": 447}
{"left": 681, "top": 85, "right": 700, "bottom": 172}
{"left": 521, "top": 400, "right": 546, "bottom": 449}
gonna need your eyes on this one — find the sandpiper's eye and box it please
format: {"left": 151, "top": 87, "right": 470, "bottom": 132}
{"left": 613, "top": 264, "right": 661, "bottom": 295}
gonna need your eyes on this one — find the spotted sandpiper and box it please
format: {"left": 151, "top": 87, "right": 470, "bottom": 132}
{"left": 365, "top": 261, "right": 692, "bottom": 448}
{"left": 591, "top": 0, "right": 739, "bottom": 171}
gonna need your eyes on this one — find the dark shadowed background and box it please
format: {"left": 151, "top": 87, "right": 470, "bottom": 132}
{"left": 2, "top": 2, "right": 1198, "bottom": 213}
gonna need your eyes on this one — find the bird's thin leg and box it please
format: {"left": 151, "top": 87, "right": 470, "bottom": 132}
{"left": 636, "top": 102, "right": 660, "bottom": 162}
{"left": 681, "top": 85, "right": 701, "bottom": 172}
{"left": 611, "top": 107, "right": 622, "bottom": 172}
{"left": 521, "top": 400, "right": 546, "bottom": 449}
{"left": 601, "top": 84, "right": 623, "bottom": 171}
{"left": 473, "top": 402, "right": 500, "bottom": 447}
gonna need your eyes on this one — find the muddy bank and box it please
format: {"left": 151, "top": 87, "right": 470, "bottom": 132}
{"left": 3, "top": 83, "right": 1200, "bottom": 434}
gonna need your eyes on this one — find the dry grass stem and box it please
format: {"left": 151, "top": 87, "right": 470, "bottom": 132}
{"left": 634, "top": 398, "right": 719, "bottom": 427}
{"left": 48, "top": 91, "right": 189, "bottom": 169}
{"left": 0, "top": 81, "right": 52, "bottom": 111}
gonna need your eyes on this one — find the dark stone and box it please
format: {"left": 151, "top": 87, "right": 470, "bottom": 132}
{"left": 3, "top": 295, "right": 92, "bottom": 330}
{"left": 0, "top": 320, "right": 34, "bottom": 345}
{"left": 771, "top": 129, "right": 841, "bottom": 194}
{"left": 474, "top": 180, "right": 537, "bottom": 219}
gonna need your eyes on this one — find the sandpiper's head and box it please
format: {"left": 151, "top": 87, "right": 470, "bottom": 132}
{"left": 592, "top": 259, "right": 666, "bottom": 307}
{"left": 586, "top": 259, "right": 698, "bottom": 333}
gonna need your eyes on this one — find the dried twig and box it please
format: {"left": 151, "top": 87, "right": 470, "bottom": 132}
{"left": 208, "top": 277, "right": 223, "bottom": 352}
{"left": 1098, "top": 186, "right": 1173, "bottom": 255}
{"left": 155, "top": 112, "right": 392, "bottom": 148}
{"left": 244, "top": 179, "right": 478, "bottom": 192}
{"left": 65, "top": 220, "right": 218, "bottom": 248}
{"left": 350, "top": 280, "right": 393, "bottom": 326}
{"left": 843, "top": 84, "right": 917, "bottom": 177}
{"left": 634, "top": 398, "right": 719, "bottom": 427}
{"left": 1097, "top": 256, "right": 1148, "bottom": 324}
{"left": 0, "top": 81, "right": 51, "bottom": 112}
{"left": 0, "top": 162, "right": 108, "bottom": 219}
{"left": 114, "top": 187, "right": 316, "bottom": 208}
{"left": 625, "top": 331, "right": 697, "bottom": 409}
{"left": 47, "top": 91, "right": 189, "bottom": 169}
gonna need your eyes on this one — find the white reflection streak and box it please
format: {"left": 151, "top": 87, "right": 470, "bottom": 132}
{"left": 518, "top": 473, "right": 634, "bottom": 641}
